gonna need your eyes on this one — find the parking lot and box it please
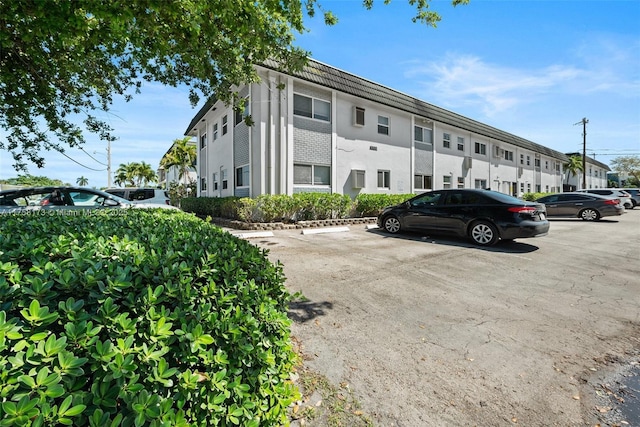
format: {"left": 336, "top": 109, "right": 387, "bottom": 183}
{"left": 250, "top": 209, "right": 640, "bottom": 426}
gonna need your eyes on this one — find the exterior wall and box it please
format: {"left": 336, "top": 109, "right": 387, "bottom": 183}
{"left": 565, "top": 161, "right": 609, "bottom": 190}
{"left": 189, "top": 65, "right": 574, "bottom": 200}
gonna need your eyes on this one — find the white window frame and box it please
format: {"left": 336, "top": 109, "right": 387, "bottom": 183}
{"left": 377, "top": 170, "right": 390, "bottom": 189}
{"left": 475, "top": 179, "right": 487, "bottom": 189}
{"left": 443, "top": 175, "right": 452, "bottom": 189}
{"left": 353, "top": 106, "right": 365, "bottom": 126}
{"left": 443, "top": 133, "right": 451, "bottom": 149}
{"left": 504, "top": 150, "right": 514, "bottom": 162}
{"left": 200, "top": 133, "right": 207, "bottom": 149}
{"left": 213, "top": 123, "right": 218, "bottom": 141}
{"left": 222, "top": 115, "right": 228, "bottom": 135}
{"left": 235, "top": 165, "right": 250, "bottom": 188}
{"left": 474, "top": 142, "right": 486, "bottom": 155}
{"left": 457, "top": 177, "right": 465, "bottom": 188}
{"left": 200, "top": 177, "right": 207, "bottom": 191}
{"left": 212, "top": 172, "right": 218, "bottom": 191}
{"left": 293, "top": 93, "right": 331, "bottom": 122}
{"left": 221, "top": 169, "right": 228, "bottom": 189}
{"left": 294, "top": 164, "right": 331, "bottom": 186}
{"left": 414, "top": 174, "right": 432, "bottom": 190}
{"left": 377, "top": 115, "right": 389, "bottom": 135}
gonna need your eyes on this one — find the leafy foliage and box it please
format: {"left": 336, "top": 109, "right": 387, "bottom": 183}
{"left": 610, "top": 155, "right": 640, "bottom": 185}
{"left": 113, "top": 162, "right": 157, "bottom": 187}
{"left": 160, "top": 138, "right": 197, "bottom": 186}
{"left": 0, "top": 210, "right": 299, "bottom": 426}
{"left": 1, "top": 1, "right": 467, "bottom": 171}
{"left": 0, "top": 175, "right": 69, "bottom": 187}
{"left": 180, "top": 192, "right": 415, "bottom": 222}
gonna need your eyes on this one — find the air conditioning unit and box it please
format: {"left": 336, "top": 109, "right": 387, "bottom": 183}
{"left": 518, "top": 166, "right": 523, "bottom": 176}
{"left": 464, "top": 156, "right": 473, "bottom": 169}
{"left": 351, "top": 169, "right": 365, "bottom": 189}
{"left": 494, "top": 146, "right": 504, "bottom": 158}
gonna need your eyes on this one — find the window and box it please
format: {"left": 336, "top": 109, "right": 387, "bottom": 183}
{"left": 457, "top": 137, "right": 465, "bottom": 151}
{"left": 377, "top": 170, "right": 390, "bottom": 189}
{"left": 475, "top": 179, "right": 487, "bottom": 189}
{"left": 377, "top": 115, "right": 389, "bottom": 135}
{"left": 443, "top": 133, "right": 451, "bottom": 149}
{"left": 545, "top": 160, "right": 549, "bottom": 170}
{"left": 474, "top": 142, "right": 486, "bottom": 155}
{"left": 414, "top": 126, "right": 432, "bottom": 143}
{"left": 235, "top": 165, "right": 249, "bottom": 187}
{"left": 526, "top": 156, "right": 531, "bottom": 166}
{"left": 212, "top": 172, "right": 218, "bottom": 191}
{"left": 200, "top": 134, "right": 207, "bottom": 149}
{"left": 535, "top": 158, "right": 541, "bottom": 169}
{"left": 200, "top": 177, "right": 207, "bottom": 191}
{"left": 222, "top": 115, "right": 228, "bottom": 135}
{"left": 504, "top": 150, "right": 514, "bottom": 161}
{"left": 221, "top": 169, "right": 228, "bottom": 189}
{"left": 293, "top": 94, "right": 330, "bottom": 121}
{"left": 414, "top": 174, "right": 432, "bottom": 190}
{"left": 213, "top": 123, "right": 218, "bottom": 141}
{"left": 235, "top": 98, "right": 249, "bottom": 126}
{"left": 294, "top": 164, "right": 330, "bottom": 185}
{"left": 520, "top": 154, "right": 524, "bottom": 165}
{"left": 457, "top": 177, "right": 465, "bottom": 188}
{"left": 443, "top": 175, "right": 452, "bottom": 189}
{"left": 353, "top": 107, "right": 365, "bottom": 126}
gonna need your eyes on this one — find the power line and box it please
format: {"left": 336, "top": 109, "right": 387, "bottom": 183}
{"left": 52, "top": 147, "right": 107, "bottom": 172}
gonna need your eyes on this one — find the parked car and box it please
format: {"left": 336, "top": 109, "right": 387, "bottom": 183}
{"left": 104, "top": 188, "right": 171, "bottom": 205}
{"left": 576, "top": 189, "right": 633, "bottom": 209}
{"left": 535, "top": 192, "right": 625, "bottom": 221}
{"left": 619, "top": 188, "right": 640, "bottom": 207}
{"left": 0, "top": 187, "right": 178, "bottom": 213}
{"left": 377, "top": 189, "right": 549, "bottom": 246}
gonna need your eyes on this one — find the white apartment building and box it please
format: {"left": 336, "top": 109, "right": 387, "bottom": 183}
{"left": 185, "top": 59, "right": 580, "bottom": 199}
{"left": 563, "top": 153, "right": 610, "bottom": 190}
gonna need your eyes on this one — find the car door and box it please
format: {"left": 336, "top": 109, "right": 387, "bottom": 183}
{"left": 539, "top": 194, "right": 562, "bottom": 216}
{"left": 437, "top": 191, "right": 471, "bottom": 233}
{"left": 401, "top": 191, "right": 443, "bottom": 231}
{"left": 556, "top": 194, "right": 591, "bottom": 216}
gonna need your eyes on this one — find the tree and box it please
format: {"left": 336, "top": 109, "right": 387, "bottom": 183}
{"left": 113, "top": 162, "right": 157, "bottom": 187}
{"left": 0, "top": 175, "right": 68, "bottom": 187}
{"left": 160, "top": 137, "right": 197, "bottom": 186}
{"left": 564, "top": 155, "right": 584, "bottom": 185}
{"left": 76, "top": 176, "right": 89, "bottom": 186}
{"left": 610, "top": 155, "right": 640, "bottom": 186}
{"left": 1, "top": 0, "right": 468, "bottom": 171}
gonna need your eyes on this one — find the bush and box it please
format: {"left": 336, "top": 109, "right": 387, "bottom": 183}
{"left": 353, "top": 193, "right": 414, "bottom": 217}
{"left": 525, "top": 192, "right": 553, "bottom": 201}
{"left": 0, "top": 210, "right": 299, "bottom": 426}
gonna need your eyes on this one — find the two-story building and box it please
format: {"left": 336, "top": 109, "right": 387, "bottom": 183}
{"left": 185, "top": 59, "right": 569, "bottom": 198}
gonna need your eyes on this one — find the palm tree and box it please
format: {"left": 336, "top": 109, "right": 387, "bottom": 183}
{"left": 132, "top": 162, "right": 157, "bottom": 187}
{"left": 160, "top": 137, "right": 197, "bottom": 185}
{"left": 76, "top": 176, "right": 89, "bottom": 186}
{"left": 113, "top": 163, "right": 136, "bottom": 187}
{"left": 564, "top": 155, "right": 584, "bottom": 188}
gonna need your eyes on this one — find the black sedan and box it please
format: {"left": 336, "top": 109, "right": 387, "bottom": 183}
{"left": 377, "top": 189, "right": 549, "bottom": 246}
{"left": 535, "top": 192, "right": 625, "bottom": 221}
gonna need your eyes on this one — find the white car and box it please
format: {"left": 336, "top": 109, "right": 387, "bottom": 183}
{"left": 104, "top": 188, "right": 171, "bottom": 205}
{"left": 0, "top": 187, "right": 179, "bottom": 213}
{"left": 576, "top": 189, "right": 634, "bottom": 210}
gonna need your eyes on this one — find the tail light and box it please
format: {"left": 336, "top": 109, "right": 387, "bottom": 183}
{"left": 508, "top": 206, "right": 537, "bottom": 214}
{"left": 604, "top": 199, "right": 619, "bottom": 205}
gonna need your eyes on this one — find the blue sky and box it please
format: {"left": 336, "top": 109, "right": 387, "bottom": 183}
{"left": 1, "top": 0, "right": 638, "bottom": 188}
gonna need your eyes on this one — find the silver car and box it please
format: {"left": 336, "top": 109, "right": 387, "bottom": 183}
{"left": 0, "top": 186, "right": 179, "bottom": 214}
{"left": 536, "top": 192, "right": 625, "bottom": 221}
{"left": 576, "top": 189, "right": 634, "bottom": 210}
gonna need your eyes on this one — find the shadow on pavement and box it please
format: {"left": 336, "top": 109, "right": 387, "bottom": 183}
{"left": 288, "top": 300, "right": 334, "bottom": 323}
{"left": 367, "top": 229, "right": 540, "bottom": 254}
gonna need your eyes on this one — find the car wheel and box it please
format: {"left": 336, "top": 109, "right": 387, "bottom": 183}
{"left": 383, "top": 216, "right": 402, "bottom": 234}
{"left": 469, "top": 221, "right": 499, "bottom": 246}
{"left": 579, "top": 208, "right": 600, "bottom": 221}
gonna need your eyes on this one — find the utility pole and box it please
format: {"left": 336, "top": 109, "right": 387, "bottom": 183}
{"left": 107, "top": 140, "right": 112, "bottom": 188}
{"left": 574, "top": 118, "right": 588, "bottom": 190}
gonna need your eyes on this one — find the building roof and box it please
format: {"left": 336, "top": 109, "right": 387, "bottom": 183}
{"left": 186, "top": 58, "right": 570, "bottom": 161}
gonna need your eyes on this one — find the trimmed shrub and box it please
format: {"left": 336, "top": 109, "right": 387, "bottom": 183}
{"left": 353, "top": 193, "right": 414, "bottom": 217}
{"left": 0, "top": 210, "right": 298, "bottom": 426}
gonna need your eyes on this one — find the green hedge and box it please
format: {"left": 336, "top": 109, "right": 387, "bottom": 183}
{"left": 0, "top": 210, "right": 298, "bottom": 426}
{"left": 181, "top": 193, "right": 415, "bottom": 222}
